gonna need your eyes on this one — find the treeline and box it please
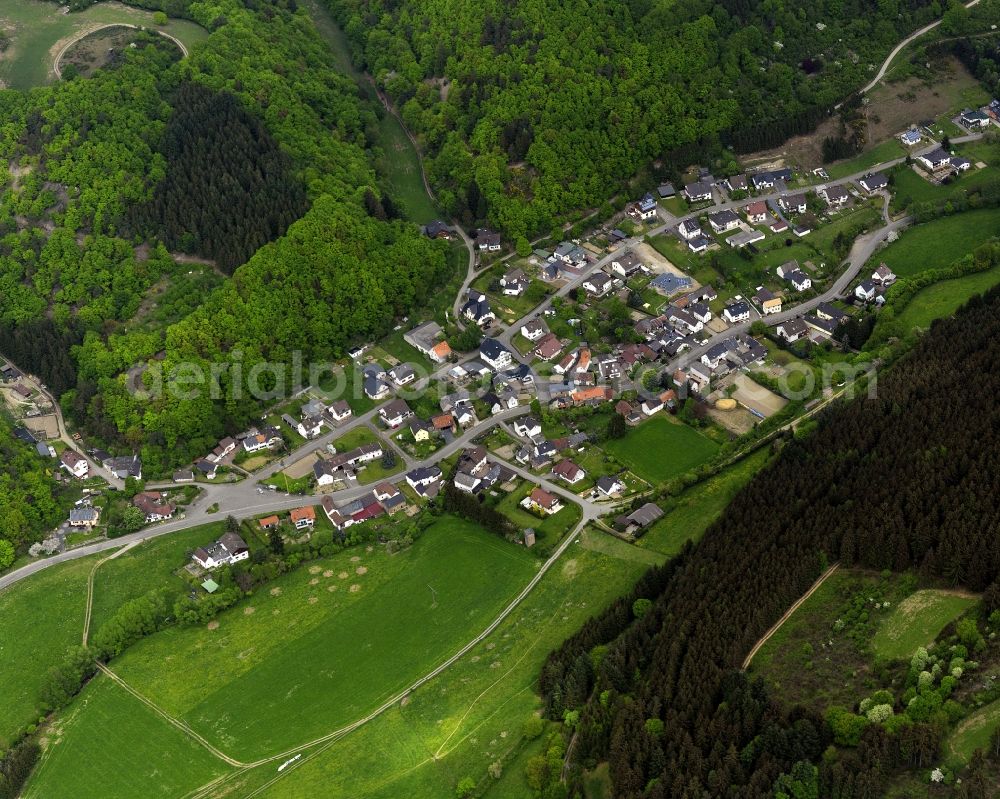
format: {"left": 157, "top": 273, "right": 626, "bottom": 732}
{"left": 0, "top": 418, "right": 75, "bottom": 565}
{"left": 324, "top": 0, "right": 946, "bottom": 237}
{"left": 541, "top": 284, "right": 1000, "bottom": 798}
{"left": 128, "top": 82, "right": 308, "bottom": 274}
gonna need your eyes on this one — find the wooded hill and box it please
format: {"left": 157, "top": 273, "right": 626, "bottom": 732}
{"left": 324, "top": 0, "right": 957, "bottom": 238}
{"left": 540, "top": 273, "right": 1000, "bottom": 798}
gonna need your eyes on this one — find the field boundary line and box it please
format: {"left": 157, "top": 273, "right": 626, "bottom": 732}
{"left": 741, "top": 563, "right": 840, "bottom": 670}
{"left": 81, "top": 540, "right": 141, "bottom": 646}
{"left": 96, "top": 664, "right": 246, "bottom": 767}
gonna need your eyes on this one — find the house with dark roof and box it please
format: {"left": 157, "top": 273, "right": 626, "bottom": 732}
{"left": 461, "top": 289, "right": 496, "bottom": 326}
{"left": 552, "top": 458, "right": 585, "bottom": 484}
{"left": 723, "top": 300, "right": 751, "bottom": 323}
{"left": 858, "top": 172, "right": 888, "bottom": 193}
{"left": 708, "top": 209, "right": 740, "bottom": 233}
{"left": 820, "top": 185, "right": 850, "bottom": 206}
{"left": 683, "top": 180, "right": 713, "bottom": 202}
{"left": 480, "top": 338, "right": 513, "bottom": 371}
{"left": 476, "top": 228, "right": 502, "bottom": 251}
{"left": 776, "top": 318, "right": 809, "bottom": 342}
{"left": 422, "top": 220, "right": 452, "bottom": 239}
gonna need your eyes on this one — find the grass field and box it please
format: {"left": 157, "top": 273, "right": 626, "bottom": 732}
{"left": 109, "top": 517, "right": 537, "bottom": 761}
{"left": 945, "top": 698, "right": 1000, "bottom": 764}
{"left": 495, "top": 483, "right": 583, "bottom": 553}
{"left": 602, "top": 415, "right": 719, "bottom": 484}
{"left": 89, "top": 522, "right": 227, "bottom": 632}
{"left": 0, "top": 0, "right": 207, "bottom": 89}
{"left": 0, "top": 555, "right": 98, "bottom": 744}
{"left": 825, "top": 138, "right": 906, "bottom": 180}
{"left": 637, "top": 448, "right": 771, "bottom": 556}
{"left": 187, "top": 537, "right": 650, "bottom": 799}
{"left": 877, "top": 209, "right": 1000, "bottom": 278}
{"left": 24, "top": 674, "right": 229, "bottom": 799}
{"left": 890, "top": 266, "right": 1000, "bottom": 335}
{"left": 871, "top": 589, "right": 977, "bottom": 661}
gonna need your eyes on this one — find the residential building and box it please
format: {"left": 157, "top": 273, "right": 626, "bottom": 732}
{"left": 723, "top": 300, "right": 751, "bottom": 323}
{"left": 524, "top": 487, "right": 563, "bottom": 515}
{"left": 750, "top": 172, "right": 775, "bottom": 191}
{"left": 106, "top": 454, "right": 142, "bottom": 480}
{"left": 406, "top": 466, "right": 442, "bottom": 490}
{"left": 552, "top": 458, "right": 585, "bottom": 484}
{"left": 753, "top": 287, "right": 782, "bottom": 315}
{"left": 69, "top": 507, "right": 100, "bottom": 529}
{"left": 133, "top": 491, "right": 175, "bottom": 523}
{"left": 677, "top": 219, "right": 702, "bottom": 240}
{"left": 290, "top": 506, "right": 316, "bottom": 530}
{"left": 611, "top": 251, "right": 644, "bottom": 278}
{"left": 778, "top": 194, "right": 808, "bottom": 215}
{"left": 461, "top": 289, "right": 495, "bottom": 326}
{"left": 513, "top": 417, "right": 542, "bottom": 438}
{"left": 422, "top": 220, "right": 452, "bottom": 239}
{"left": 687, "top": 236, "right": 711, "bottom": 254}
{"left": 855, "top": 279, "right": 878, "bottom": 302}
{"left": 60, "top": 450, "right": 89, "bottom": 479}
{"left": 570, "top": 386, "right": 613, "bottom": 406}
{"left": 960, "top": 108, "right": 991, "bottom": 129}
{"left": 682, "top": 181, "right": 713, "bottom": 202}
{"left": 297, "top": 415, "right": 325, "bottom": 439}
{"left": 329, "top": 400, "right": 352, "bottom": 422}
{"left": 408, "top": 417, "right": 433, "bottom": 442}
{"left": 476, "top": 228, "right": 502, "bottom": 251}
{"left": 777, "top": 261, "right": 812, "bottom": 292}
{"left": 625, "top": 502, "right": 664, "bottom": 529}
{"left": 899, "top": 129, "right": 922, "bottom": 146}
{"left": 596, "top": 476, "right": 624, "bottom": 497}
{"left": 821, "top": 185, "right": 850, "bottom": 206}
{"left": 816, "top": 302, "right": 848, "bottom": 324}
{"left": 553, "top": 241, "right": 588, "bottom": 267}
{"left": 388, "top": 363, "right": 416, "bottom": 386}
{"left": 533, "top": 333, "right": 563, "bottom": 361}
{"left": 480, "top": 338, "right": 514, "bottom": 371}
{"left": 521, "top": 319, "right": 546, "bottom": 341}
{"left": 872, "top": 263, "right": 897, "bottom": 285}
{"left": 708, "top": 209, "right": 740, "bottom": 233}
{"left": 776, "top": 318, "right": 809, "bottom": 342}
{"left": 192, "top": 533, "right": 250, "bottom": 570}
{"left": 744, "top": 200, "right": 768, "bottom": 224}
{"left": 583, "top": 271, "right": 614, "bottom": 297}
{"left": 858, "top": 172, "right": 888, "bottom": 193}
{"left": 500, "top": 267, "right": 529, "bottom": 296}
{"left": 727, "top": 229, "right": 766, "bottom": 248}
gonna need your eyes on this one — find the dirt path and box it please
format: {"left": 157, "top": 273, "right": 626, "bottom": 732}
{"left": 741, "top": 563, "right": 840, "bottom": 670}
{"left": 82, "top": 540, "right": 141, "bottom": 646}
{"left": 52, "top": 23, "right": 189, "bottom": 79}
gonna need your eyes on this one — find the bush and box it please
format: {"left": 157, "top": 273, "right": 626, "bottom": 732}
{"left": 826, "top": 706, "right": 869, "bottom": 746}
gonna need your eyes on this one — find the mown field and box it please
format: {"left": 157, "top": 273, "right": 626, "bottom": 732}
{"left": 877, "top": 208, "right": 1000, "bottom": 278}
{"left": 602, "top": 415, "right": 719, "bottom": 484}
{"left": 636, "top": 448, "right": 771, "bottom": 556}
{"left": 110, "top": 516, "right": 537, "bottom": 761}
{"left": 189, "top": 539, "right": 651, "bottom": 798}
{"left": 871, "top": 589, "right": 977, "bottom": 661}
{"left": 24, "top": 674, "right": 229, "bottom": 799}
{"left": 0, "top": 554, "right": 98, "bottom": 744}
{"left": 0, "top": 0, "right": 207, "bottom": 89}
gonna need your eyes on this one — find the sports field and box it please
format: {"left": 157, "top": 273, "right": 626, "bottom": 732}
{"left": 877, "top": 208, "right": 1000, "bottom": 278}
{"left": 0, "top": 554, "right": 98, "bottom": 744}
{"left": 110, "top": 516, "right": 537, "bottom": 760}
{"left": 0, "top": 0, "right": 207, "bottom": 90}
{"left": 871, "top": 589, "right": 977, "bottom": 661}
{"left": 187, "top": 537, "right": 649, "bottom": 798}
{"left": 602, "top": 415, "right": 719, "bottom": 484}
{"left": 23, "top": 674, "right": 229, "bottom": 799}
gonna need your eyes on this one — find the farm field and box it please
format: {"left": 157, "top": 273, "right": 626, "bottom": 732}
{"left": 0, "top": 554, "right": 99, "bottom": 744}
{"left": 877, "top": 208, "right": 1000, "bottom": 278}
{"left": 23, "top": 674, "right": 229, "bottom": 799}
{"left": 88, "top": 522, "right": 227, "bottom": 632}
{"left": 188, "top": 538, "right": 650, "bottom": 799}
{"left": 871, "top": 588, "right": 977, "bottom": 661}
{"left": 602, "top": 415, "right": 719, "bottom": 484}
{"left": 636, "top": 448, "right": 771, "bottom": 556}
{"left": 888, "top": 266, "right": 1000, "bottom": 337}
{"left": 109, "top": 516, "right": 538, "bottom": 761}
{"left": 0, "top": 0, "right": 207, "bottom": 90}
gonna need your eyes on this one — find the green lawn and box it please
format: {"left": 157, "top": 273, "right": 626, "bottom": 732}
{"left": 89, "top": 522, "right": 228, "bottom": 633}
{"left": 495, "top": 483, "right": 583, "bottom": 552}
{"left": 0, "top": 554, "right": 99, "bottom": 744}
{"left": 891, "top": 266, "right": 1000, "bottom": 335}
{"left": 825, "top": 138, "right": 906, "bottom": 180}
{"left": 637, "top": 448, "right": 771, "bottom": 556}
{"left": 891, "top": 161, "right": 1000, "bottom": 213}
{"left": 0, "top": 0, "right": 208, "bottom": 90}
{"left": 183, "top": 536, "right": 650, "bottom": 799}
{"left": 945, "top": 698, "right": 1000, "bottom": 765}
{"left": 109, "top": 517, "right": 538, "bottom": 761}
{"left": 602, "top": 416, "right": 720, "bottom": 484}
{"left": 871, "top": 589, "right": 978, "bottom": 661}
{"left": 877, "top": 209, "right": 1000, "bottom": 278}
{"left": 23, "top": 674, "right": 229, "bottom": 799}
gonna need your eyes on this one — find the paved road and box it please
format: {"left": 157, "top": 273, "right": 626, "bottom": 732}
{"left": 840, "top": 0, "right": 981, "bottom": 106}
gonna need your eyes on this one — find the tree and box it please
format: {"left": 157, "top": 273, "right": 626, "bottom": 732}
{"left": 606, "top": 413, "right": 627, "bottom": 439}
{"left": 455, "top": 777, "right": 475, "bottom": 798}
{"left": 381, "top": 448, "right": 397, "bottom": 469}
{"left": 516, "top": 236, "right": 531, "bottom": 257}
{"left": 632, "top": 598, "right": 652, "bottom": 618}
{"left": 152, "top": 10, "right": 168, "bottom": 25}
{"left": 0, "top": 538, "right": 14, "bottom": 570}
{"left": 268, "top": 528, "right": 285, "bottom": 556}
{"left": 120, "top": 505, "right": 146, "bottom": 534}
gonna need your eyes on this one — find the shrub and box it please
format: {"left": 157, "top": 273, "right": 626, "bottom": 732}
{"left": 866, "top": 704, "right": 894, "bottom": 724}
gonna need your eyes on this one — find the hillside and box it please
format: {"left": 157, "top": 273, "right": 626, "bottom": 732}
{"left": 324, "top": 0, "right": 953, "bottom": 237}
{"left": 541, "top": 277, "right": 1000, "bottom": 797}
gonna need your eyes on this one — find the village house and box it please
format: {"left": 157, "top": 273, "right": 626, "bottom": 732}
{"left": 570, "top": 386, "right": 613, "bottom": 407}
{"left": 858, "top": 172, "right": 888, "bottom": 193}
{"left": 329, "top": 400, "right": 352, "bottom": 422}
{"left": 406, "top": 465, "right": 442, "bottom": 491}
{"left": 677, "top": 219, "right": 702, "bottom": 240}
{"left": 297, "top": 415, "right": 325, "bottom": 439}
{"left": 513, "top": 417, "right": 542, "bottom": 439}
{"left": 431, "top": 413, "right": 456, "bottom": 434}
{"left": 404, "top": 321, "right": 449, "bottom": 362}
{"left": 582, "top": 271, "right": 614, "bottom": 297}
{"left": 290, "top": 506, "right": 316, "bottom": 530}
{"left": 500, "top": 267, "right": 530, "bottom": 296}
{"left": 776, "top": 318, "right": 809, "bottom": 342}
{"left": 816, "top": 302, "right": 848, "bottom": 325}
{"left": 753, "top": 287, "right": 782, "bottom": 315}
{"left": 105, "top": 453, "right": 142, "bottom": 480}
{"left": 777, "top": 260, "right": 812, "bottom": 292}
{"left": 554, "top": 241, "right": 588, "bottom": 267}
{"left": 243, "top": 428, "right": 283, "bottom": 454}
{"left": 133, "top": 491, "right": 175, "bottom": 523}
{"left": 899, "top": 129, "right": 922, "bottom": 146}
{"left": 524, "top": 486, "right": 563, "bottom": 515}
{"left": 855, "top": 279, "right": 878, "bottom": 302}
{"left": 872, "top": 263, "right": 897, "bottom": 286}
{"left": 682, "top": 181, "right": 713, "bottom": 203}
{"left": 461, "top": 289, "right": 496, "bottom": 326}
{"left": 374, "top": 482, "right": 406, "bottom": 513}
{"left": 552, "top": 458, "right": 586, "bottom": 484}
{"left": 723, "top": 299, "right": 751, "bottom": 323}
{"left": 69, "top": 506, "right": 100, "bottom": 529}
{"left": 193, "top": 532, "right": 250, "bottom": 570}
{"left": 173, "top": 469, "right": 195, "bottom": 483}
{"left": 960, "top": 108, "right": 991, "bottom": 129}
{"left": 820, "top": 185, "right": 850, "bottom": 207}
{"left": 422, "top": 220, "right": 452, "bottom": 239}
{"left": 521, "top": 319, "right": 546, "bottom": 341}
{"left": 627, "top": 192, "right": 658, "bottom": 221}
{"left": 479, "top": 338, "right": 514, "bottom": 371}
{"left": 610, "top": 251, "right": 644, "bottom": 279}
{"left": 60, "top": 450, "right": 89, "bottom": 479}
{"left": 389, "top": 363, "right": 416, "bottom": 387}
{"left": 623, "top": 502, "right": 664, "bottom": 531}
{"left": 708, "top": 209, "right": 740, "bottom": 233}
{"left": 744, "top": 200, "right": 768, "bottom": 224}
{"left": 778, "top": 194, "right": 808, "bottom": 215}
{"left": 596, "top": 475, "right": 624, "bottom": 497}
{"left": 409, "top": 417, "right": 433, "bottom": 442}
{"left": 533, "top": 332, "right": 563, "bottom": 361}
{"left": 209, "top": 437, "right": 237, "bottom": 463}
{"left": 476, "top": 228, "right": 502, "bottom": 251}
{"left": 666, "top": 306, "right": 703, "bottom": 334}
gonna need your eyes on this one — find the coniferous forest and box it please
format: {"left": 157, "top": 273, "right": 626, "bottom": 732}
{"left": 540, "top": 284, "right": 1000, "bottom": 798}
{"left": 129, "top": 82, "right": 308, "bottom": 273}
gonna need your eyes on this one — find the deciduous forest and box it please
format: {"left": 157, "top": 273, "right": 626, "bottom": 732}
{"left": 541, "top": 280, "right": 1000, "bottom": 798}
{"left": 324, "top": 0, "right": 959, "bottom": 237}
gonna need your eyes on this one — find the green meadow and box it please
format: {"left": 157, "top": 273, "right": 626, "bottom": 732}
{"left": 602, "top": 415, "right": 720, "bottom": 484}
